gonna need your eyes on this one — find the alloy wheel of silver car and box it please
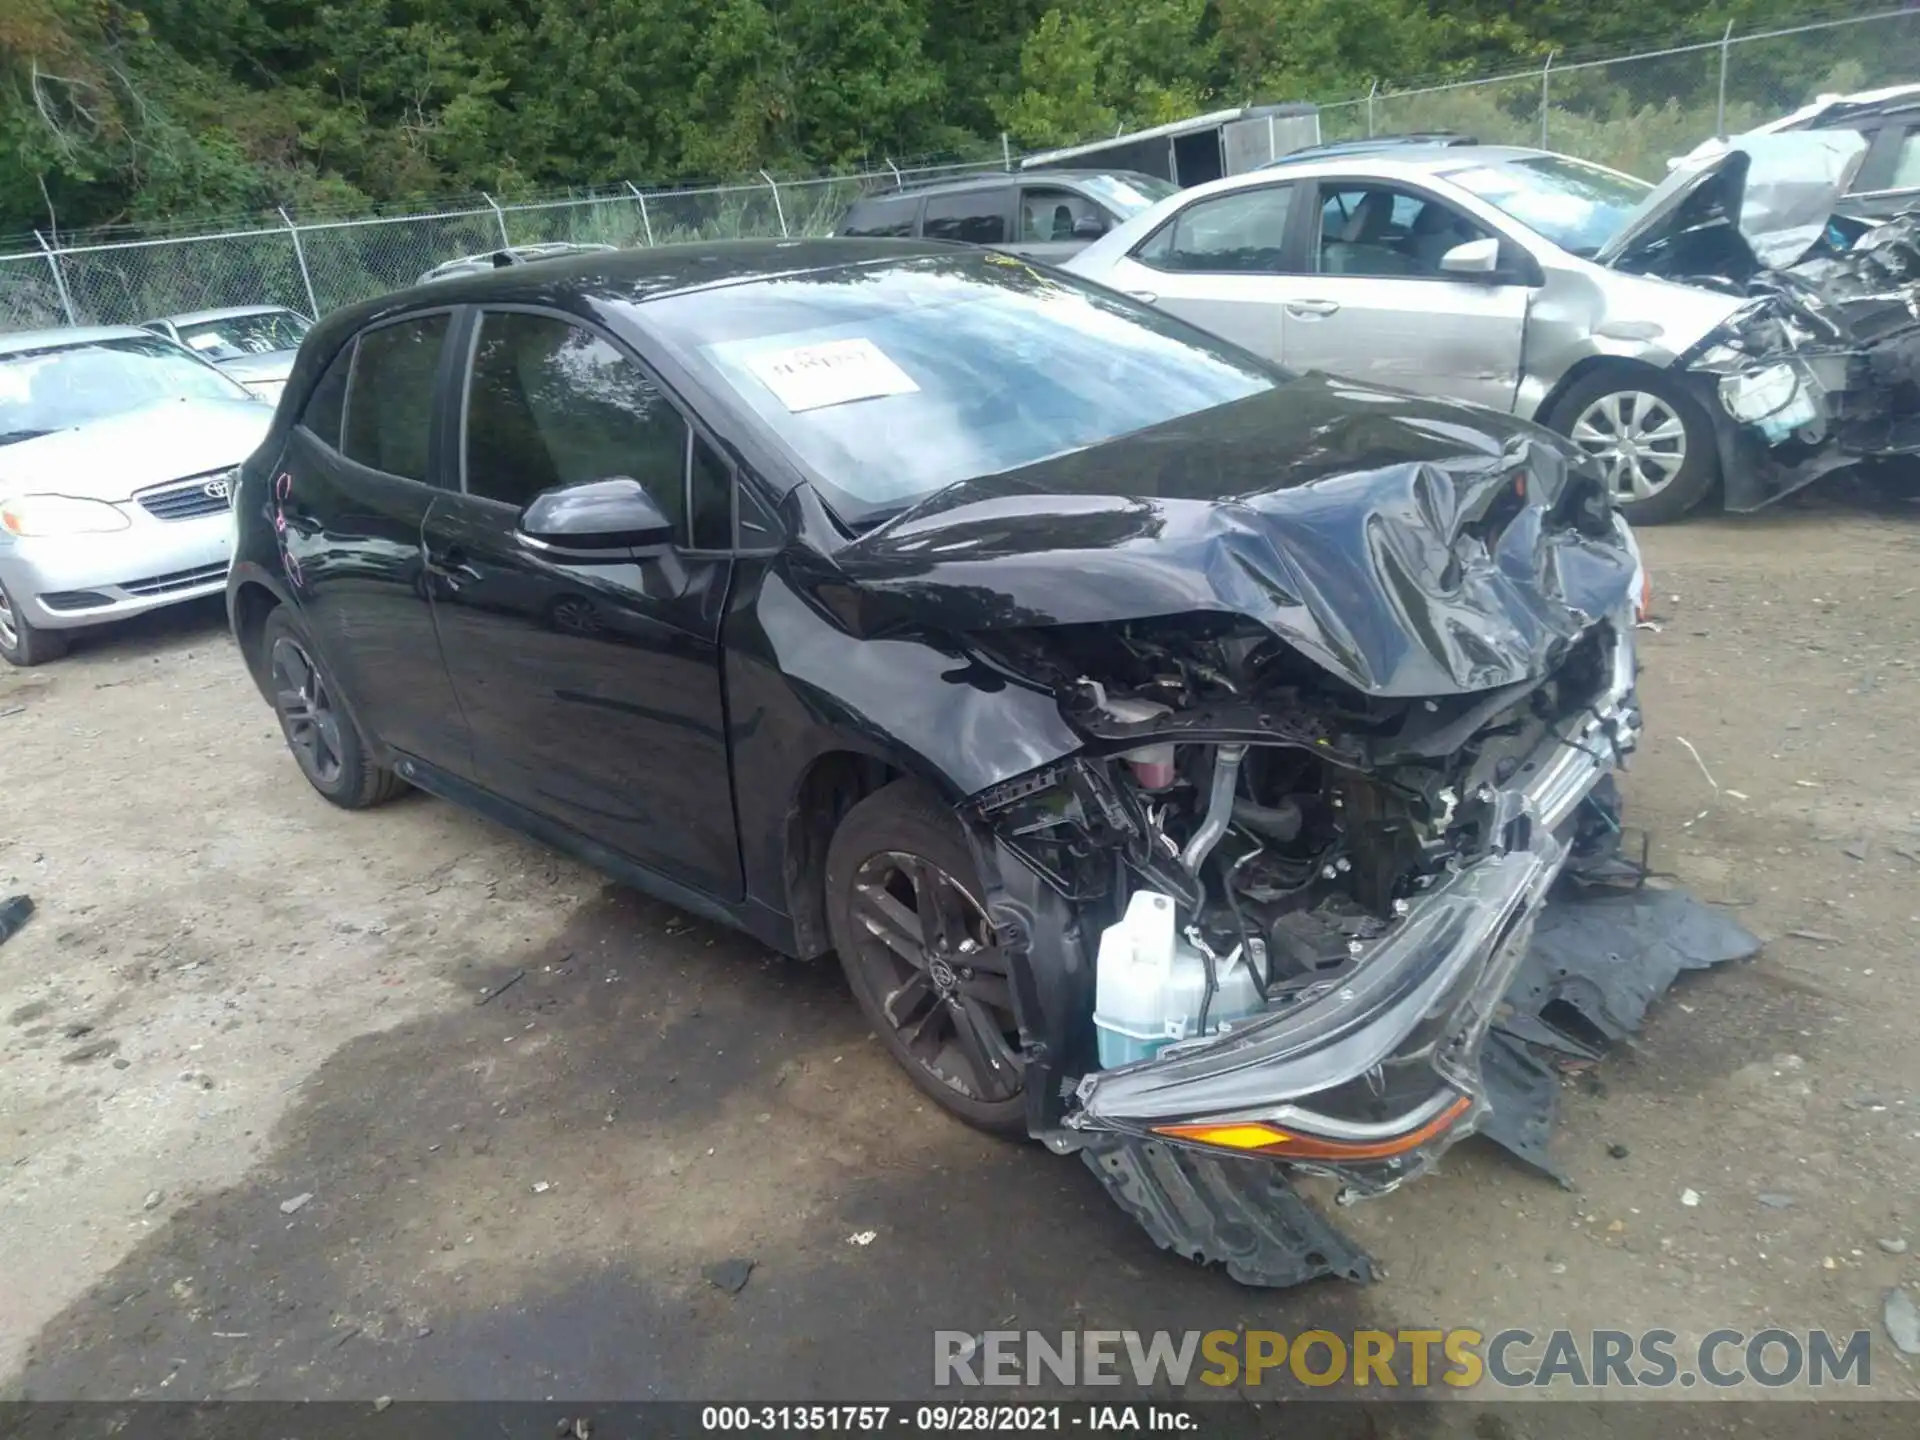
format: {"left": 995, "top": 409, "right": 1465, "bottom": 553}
{"left": 1569, "top": 390, "right": 1689, "bottom": 502}
{"left": 0, "top": 586, "right": 17, "bottom": 653}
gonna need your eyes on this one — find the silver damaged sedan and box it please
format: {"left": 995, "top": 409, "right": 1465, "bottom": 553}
{"left": 1065, "top": 133, "right": 1917, "bottom": 522}
{"left": 0, "top": 327, "right": 271, "bottom": 666}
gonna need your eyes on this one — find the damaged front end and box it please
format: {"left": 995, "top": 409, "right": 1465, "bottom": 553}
{"left": 1608, "top": 134, "right": 1920, "bottom": 508}
{"left": 972, "top": 594, "right": 1637, "bottom": 1174}
{"left": 1684, "top": 211, "right": 1920, "bottom": 507}
{"left": 820, "top": 392, "right": 1753, "bottom": 1286}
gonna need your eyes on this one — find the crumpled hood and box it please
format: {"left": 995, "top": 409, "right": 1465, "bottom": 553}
{"left": 1599, "top": 131, "right": 1870, "bottom": 273}
{"left": 0, "top": 397, "right": 271, "bottom": 503}
{"left": 813, "top": 376, "right": 1638, "bottom": 698}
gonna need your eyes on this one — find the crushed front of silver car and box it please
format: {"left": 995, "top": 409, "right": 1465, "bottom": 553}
{"left": 1608, "top": 133, "right": 1920, "bottom": 508}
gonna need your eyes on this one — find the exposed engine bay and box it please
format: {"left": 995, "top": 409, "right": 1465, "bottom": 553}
{"left": 976, "top": 611, "right": 1628, "bottom": 1016}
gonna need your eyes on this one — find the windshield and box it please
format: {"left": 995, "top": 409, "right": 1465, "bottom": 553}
{"left": 175, "top": 309, "right": 311, "bottom": 360}
{"left": 1445, "top": 155, "right": 1653, "bottom": 258}
{"left": 1078, "top": 173, "right": 1180, "bottom": 216}
{"left": 645, "top": 254, "right": 1277, "bottom": 525}
{"left": 0, "top": 335, "right": 249, "bottom": 445}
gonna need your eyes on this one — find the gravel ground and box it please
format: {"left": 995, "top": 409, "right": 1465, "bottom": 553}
{"left": 1, "top": 493, "right": 1918, "bottom": 1415}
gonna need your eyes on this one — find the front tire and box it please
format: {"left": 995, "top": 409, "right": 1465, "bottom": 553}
{"left": 1546, "top": 368, "right": 1719, "bottom": 525}
{"left": 0, "top": 578, "right": 69, "bottom": 667}
{"left": 260, "top": 607, "right": 405, "bottom": 809}
{"left": 825, "top": 779, "right": 1027, "bottom": 1134}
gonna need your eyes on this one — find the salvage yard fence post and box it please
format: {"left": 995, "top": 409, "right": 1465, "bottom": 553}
{"left": 1716, "top": 20, "right": 1737, "bottom": 138}
{"left": 624, "top": 182, "right": 656, "bottom": 247}
{"left": 761, "top": 170, "right": 790, "bottom": 238}
{"left": 279, "top": 207, "right": 321, "bottom": 318}
{"left": 32, "top": 231, "right": 76, "bottom": 326}
{"left": 481, "top": 192, "right": 512, "bottom": 248}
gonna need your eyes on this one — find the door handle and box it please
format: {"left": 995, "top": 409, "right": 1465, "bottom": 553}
{"left": 1126, "top": 290, "right": 1159, "bottom": 304}
{"left": 1285, "top": 299, "right": 1341, "bottom": 318}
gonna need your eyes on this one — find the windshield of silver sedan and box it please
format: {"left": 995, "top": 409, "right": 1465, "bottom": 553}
{"left": 0, "top": 335, "right": 249, "bottom": 444}
{"left": 1446, "top": 154, "right": 1653, "bottom": 258}
{"left": 644, "top": 254, "right": 1279, "bottom": 526}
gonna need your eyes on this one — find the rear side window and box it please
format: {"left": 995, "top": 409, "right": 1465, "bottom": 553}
{"left": 843, "top": 196, "right": 920, "bottom": 237}
{"left": 342, "top": 315, "right": 448, "bottom": 481}
{"left": 922, "top": 189, "right": 1009, "bottom": 245}
{"left": 299, "top": 341, "right": 354, "bottom": 449}
{"left": 463, "top": 311, "right": 690, "bottom": 542}
{"left": 1134, "top": 185, "right": 1295, "bottom": 274}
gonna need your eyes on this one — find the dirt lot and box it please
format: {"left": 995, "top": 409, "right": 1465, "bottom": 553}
{"left": 2, "top": 495, "right": 1918, "bottom": 1415}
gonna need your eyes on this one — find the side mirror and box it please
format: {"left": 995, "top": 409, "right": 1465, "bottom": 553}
{"left": 1072, "top": 214, "right": 1109, "bottom": 239}
{"left": 518, "top": 477, "right": 673, "bottom": 560}
{"left": 1439, "top": 237, "right": 1502, "bottom": 278}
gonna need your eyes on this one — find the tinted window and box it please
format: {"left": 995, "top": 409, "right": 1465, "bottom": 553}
{"left": 1316, "top": 184, "right": 1489, "bottom": 277}
{"left": 689, "top": 434, "right": 732, "bottom": 550}
{"left": 1134, "top": 185, "right": 1294, "bottom": 273}
{"left": 463, "top": 311, "right": 689, "bottom": 542}
{"left": 645, "top": 254, "right": 1278, "bottom": 526}
{"left": 843, "top": 196, "right": 920, "bottom": 237}
{"left": 1019, "top": 188, "right": 1104, "bottom": 242}
{"left": 299, "top": 341, "right": 353, "bottom": 448}
{"left": 922, "top": 189, "right": 1008, "bottom": 245}
{"left": 342, "top": 315, "right": 447, "bottom": 481}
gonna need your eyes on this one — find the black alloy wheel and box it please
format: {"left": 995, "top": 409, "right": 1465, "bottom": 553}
{"left": 258, "top": 607, "right": 406, "bottom": 809}
{"left": 826, "top": 780, "right": 1027, "bottom": 1132}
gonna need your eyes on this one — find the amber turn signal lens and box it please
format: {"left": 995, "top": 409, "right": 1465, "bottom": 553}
{"left": 1154, "top": 1094, "right": 1473, "bottom": 1161}
{"left": 1637, "top": 569, "right": 1653, "bottom": 622}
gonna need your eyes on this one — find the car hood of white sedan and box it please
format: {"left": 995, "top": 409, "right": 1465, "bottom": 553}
{"left": 0, "top": 397, "right": 272, "bottom": 503}
{"left": 216, "top": 350, "right": 299, "bottom": 385}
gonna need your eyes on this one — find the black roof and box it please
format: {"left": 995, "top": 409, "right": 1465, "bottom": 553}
{"left": 305, "top": 238, "right": 955, "bottom": 354}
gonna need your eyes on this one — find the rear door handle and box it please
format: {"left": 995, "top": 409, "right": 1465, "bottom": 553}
{"left": 1126, "top": 290, "right": 1159, "bottom": 304}
{"left": 1286, "top": 299, "right": 1341, "bottom": 318}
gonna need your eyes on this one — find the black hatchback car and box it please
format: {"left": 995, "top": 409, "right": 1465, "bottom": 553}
{"left": 230, "top": 239, "right": 1648, "bottom": 1281}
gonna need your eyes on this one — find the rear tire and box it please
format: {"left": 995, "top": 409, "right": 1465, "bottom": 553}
{"left": 0, "top": 578, "right": 69, "bottom": 667}
{"left": 260, "top": 607, "right": 406, "bottom": 809}
{"left": 1546, "top": 367, "right": 1719, "bottom": 525}
{"left": 825, "top": 778, "right": 1027, "bottom": 1135}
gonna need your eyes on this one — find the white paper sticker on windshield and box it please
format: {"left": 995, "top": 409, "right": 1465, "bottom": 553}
{"left": 744, "top": 338, "right": 919, "bottom": 413}
{"left": 186, "top": 334, "right": 223, "bottom": 351}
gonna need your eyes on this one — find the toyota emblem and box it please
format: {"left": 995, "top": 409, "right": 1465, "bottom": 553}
{"left": 203, "top": 478, "right": 232, "bottom": 501}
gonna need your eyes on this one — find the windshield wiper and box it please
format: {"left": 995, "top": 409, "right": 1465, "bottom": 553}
{"left": 0, "top": 428, "right": 56, "bottom": 447}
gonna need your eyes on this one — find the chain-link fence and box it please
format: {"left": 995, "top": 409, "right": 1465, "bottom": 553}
{"left": 3, "top": 8, "right": 1916, "bottom": 333}
{"left": 1316, "top": 6, "right": 1918, "bottom": 178}
{"left": 0, "top": 156, "right": 1000, "bottom": 333}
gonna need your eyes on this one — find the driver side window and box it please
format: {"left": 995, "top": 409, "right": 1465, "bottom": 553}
{"left": 1317, "top": 184, "right": 1489, "bottom": 278}
{"left": 464, "top": 311, "right": 690, "bottom": 544}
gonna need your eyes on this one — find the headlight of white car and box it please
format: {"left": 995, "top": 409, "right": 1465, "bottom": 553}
{"left": 0, "top": 494, "right": 133, "bottom": 537}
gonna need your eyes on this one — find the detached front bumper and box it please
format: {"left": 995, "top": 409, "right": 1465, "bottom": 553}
{"left": 1066, "top": 614, "right": 1642, "bottom": 1195}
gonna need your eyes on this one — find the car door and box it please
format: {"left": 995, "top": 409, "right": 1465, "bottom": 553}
{"left": 1087, "top": 181, "right": 1303, "bottom": 361}
{"left": 421, "top": 306, "right": 741, "bottom": 898}
{"left": 278, "top": 311, "right": 473, "bottom": 774}
{"left": 1004, "top": 184, "right": 1111, "bottom": 262}
{"left": 1277, "top": 179, "right": 1531, "bottom": 411}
